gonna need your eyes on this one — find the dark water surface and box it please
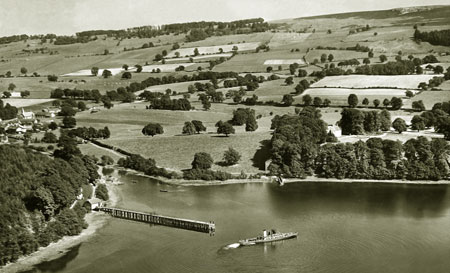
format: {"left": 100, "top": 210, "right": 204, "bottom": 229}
{"left": 29, "top": 170, "right": 450, "bottom": 273}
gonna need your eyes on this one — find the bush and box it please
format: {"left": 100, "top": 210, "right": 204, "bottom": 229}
{"left": 192, "top": 152, "right": 213, "bottom": 169}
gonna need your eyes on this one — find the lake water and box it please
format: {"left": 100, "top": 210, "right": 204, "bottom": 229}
{"left": 26, "top": 170, "right": 450, "bottom": 273}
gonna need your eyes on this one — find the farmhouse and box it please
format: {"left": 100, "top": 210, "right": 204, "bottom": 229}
{"left": 19, "top": 108, "right": 35, "bottom": 119}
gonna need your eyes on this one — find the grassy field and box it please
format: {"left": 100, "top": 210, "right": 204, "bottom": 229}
{"left": 2, "top": 98, "right": 55, "bottom": 108}
{"left": 166, "top": 42, "right": 260, "bottom": 58}
{"left": 311, "top": 75, "right": 439, "bottom": 89}
{"left": 213, "top": 49, "right": 306, "bottom": 73}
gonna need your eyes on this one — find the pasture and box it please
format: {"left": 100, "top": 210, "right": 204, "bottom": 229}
{"left": 2, "top": 98, "right": 55, "bottom": 108}
{"left": 311, "top": 75, "right": 439, "bottom": 89}
{"left": 165, "top": 42, "right": 260, "bottom": 58}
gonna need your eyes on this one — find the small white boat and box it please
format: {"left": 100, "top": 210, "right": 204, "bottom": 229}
{"left": 239, "top": 229, "right": 297, "bottom": 246}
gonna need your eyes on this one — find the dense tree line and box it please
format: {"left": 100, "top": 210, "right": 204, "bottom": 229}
{"left": 414, "top": 29, "right": 450, "bottom": 46}
{"left": 0, "top": 99, "right": 18, "bottom": 120}
{"left": 147, "top": 96, "right": 192, "bottom": 110}
{"left": 339, "top": 108, "right": 391, "bottom": 135}
{"left": 268, "top": 107, "right": 328, "bottom": 178}
{"left": 117, "top": 154, "right": 175, "bottom": 178}
{"left": 315, "top": 137, "right": 449, "bottom": 180}
{"left": 0, "top": 143, "right": 99, "bottom": 265}
{"left": 68, "top": 126, "right": 111, "bottom": 140}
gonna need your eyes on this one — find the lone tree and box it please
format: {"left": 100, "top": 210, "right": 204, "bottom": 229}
{"left": 122, "top": 64, "right": 129, "bottom": 71}
{"left": 8, "top": 83, "right": 16, "bottom": 91}
{"left": 412, "top": 100, "right": 425, "bottom": 112}
{"left": 91, "top": 67, "right": 99, "bottom": 76}
{"left": 223, "top": 147, "right": 241, "bottom": 166}
{"left": 122, "top": 71, "right": 132, "bottom": 79}
{"left": 328, "top": 54, "right": 334, "bottom": 62}
{"left": 405, "top": 90, "right": 414, "bottom": 98}
{"left": 348, "top": 94, "right": 359, "bottom": 108}
{"left": 362, "top": 98, "right": 369, "bottom": 106}
{"left": 411, "top": 115, "right": 425, "bottom": 131}
{"left": 142, "top": 123, "right": 164, "bottom": 137}
{"left": 216, "top": 120, "right": 235, "bottom": 136}
{"left": 192, "top": 152, "right": 213, "bottom": 169}
{"left": 135, "top": 64, "right": 143, "bottom": 73}
{"left": 192, "top": 120, "right": 206, "bottom": 134}
{"left": 379, "top": 55, "right": 387, "bottom": 63}
{"left": 320, "top": 54, "right": 327, "bottom": 63}
{"left": 383, "top": 98, "right": 390, "bottom": 108}
{"left": 390, "top": 97, "right": 403, "bottom": 110}
{"left": 392, "top": 118, "right": 407, "bottom": 134}
{"left": 282, "top": 94, "right": 294, "bottom": 106}
{"left": 182, "top": 121, "right": 196, "bottom": 135}
{"left": 373, "top": 99, "right": 380, "bottom": 108}
{"left": 20, "top": 67, "right": 27, "bottom": 75}
{"left": 102, "top": 69, "right": 112, "bottom": 78}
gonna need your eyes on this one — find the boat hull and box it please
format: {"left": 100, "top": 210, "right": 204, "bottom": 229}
{"left": 239, "top": 232, "right": 297, "bottom": 246}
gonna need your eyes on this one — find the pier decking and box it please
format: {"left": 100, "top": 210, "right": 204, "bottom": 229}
{"left": 100, "top": 207, "right": 215, "bottom": 234}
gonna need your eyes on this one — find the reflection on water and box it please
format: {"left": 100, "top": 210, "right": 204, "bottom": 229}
{"left": 27, "top": 171, "right": 450, "bottom": 273}
{"left": 20, "top": 245, "right": 81, "bottom": 273}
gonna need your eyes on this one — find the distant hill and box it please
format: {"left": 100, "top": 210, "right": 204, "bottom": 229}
{"left": 293, "top": 5, "right": 450, "bottom": 21}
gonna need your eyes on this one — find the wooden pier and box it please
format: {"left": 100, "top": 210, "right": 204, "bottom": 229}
{"left": 99, "top": 207, "right": 215, "bottom": 234}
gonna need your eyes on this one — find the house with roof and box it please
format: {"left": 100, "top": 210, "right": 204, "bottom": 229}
{"left": 19, "top": 108, "right": 35, "bottom": 119}
{"left": 84, "top": 198, "right": 104, "bottom": 210}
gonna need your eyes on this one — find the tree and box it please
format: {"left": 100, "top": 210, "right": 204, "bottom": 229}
{"left": 379, "top": 110, "right": 391, "bottom": 131}
{"left": 362, "top": 98, "right": 369, "bottom": 106}
{"left": 192, "top": 120, "right": 206, "bottom": 134}
{"left": 392, "top": 118, "right": 407, "bottom": 133}
{"left": 20, "top": 67, "right": 27, "bottom": 75}
{"left": 411, "top": 115, "right": 425, "bottom": 131}
{"left": 77, "top": 101, "right": 86, "bottom": 111}
{"left": 320, "top": 54, "right": 327, "bottom": 63}
{"left": 2, "top": 91, "right": 11, "bottom": 98}
{"left": 313, "top": 97, "right": 323, "bottom": 107}
{"left": 20, "top": 91, "right": 30, "bottom": 98}
{"left": 216, "top": 120, "right": 235, "bottom": 136}
{"left": 8, "top": 83, "right": 16, "bottom": 91}
{"left": 282, "top": 94, "right": 294, "bottom": 106}
{"left": 62, "top": 116, "right": 76, "bottom": 128}
{"left": 284, "top": 77, "right": 294, "bottom": 85}
{"left": 328, "top": 54, "right": 334, "bottom": 62}
{"left": 348, "top": 94, "right": 359, "bottom": 108}
{"left": 339, "top": 108, "right": 364, "bottom": 135}
{"left": 302, "top": 94, "right": 312, "bottom": 106}
{"left": 104, "top": 49, "right": 109, "bottom": 55}
{"left": 59, "top": 106, "right": 76, "bottom": 116}
{"left": 122, "top": 64, "right": 129, "bottom": 71}
{"left": 47, "top": 75, "right": 58, "bottom": 81}
{"left": 142, "top": 123, "right": 164, "bottom": 137}
{"left": 223, "top": 147, "right": 241, "bottom": 166}
{"left": 368, "top": 51, "right": 374, "bottom": 58}
{"left": 266, "top": 66, "right": 273, "bottom": 73}
{"left": 182, "top": 121, "right": 196, "bottom": 135}
{"left": 323, "top": 98, "right": 331, "bottom": 107}
{"left": 383, "top": 98, "right": 390, "bottom": 108}
{"left": 91, "top": 67, "right": 99, "bottom": 76}
{"left": 363, "top": 58, "right": 370, "bottom": 65}
{"left": 202, "top": 99, "right": 211, "bottom": 111}
{"left": 122, "top": 71, "right": 132, "bottom": 79}
{"left": 325, "top": 130, "right": 338, "bottom": 142}
{"left": 405, "top": 90, "right": 414, "bottom": 98}
{"left": 379, "top": 55, "right": 387, "bottom": 63}
{"left": 298, "top": 69, "right": 307, "bottom": 77}
{"left": 192, "top": 152, "right": 213, "bottom": 169}
{"left": 245, "top": 117, "right": 258, "bottom": 132}
{"left": 95, "top": 184, "right": 109, "bottom": 201}
{"left": 135, "top": 64, "right": 143, "bottom": 73}
{"left": 390, "top": 97, "right": 403, "bottom": 110}
{"left": 102, "top": 69, "right": 112, "bottom": 78}
{"left": 412, "top": 100, "right": 426, "bottom": 112}
{"left": 373, "top": 99, "right": 380, "bottom": 108}
{"left": 48, "top": 121, "right": 58, "bottom": 130}
{"left": 100, "top": 155, "right": 114, "bottom": 166}
{"left": 194, "top": 48, "right": 200, "bottom": 56}
{"left": 42, "top": 132, "right": 57, "bottom": 143}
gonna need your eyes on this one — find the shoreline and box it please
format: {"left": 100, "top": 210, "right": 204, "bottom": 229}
{"left": 114, "top": 166, "right": 450, "bottom": 186}
{"left": 1, "top": 167, "right": 120, "bottom": 273}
